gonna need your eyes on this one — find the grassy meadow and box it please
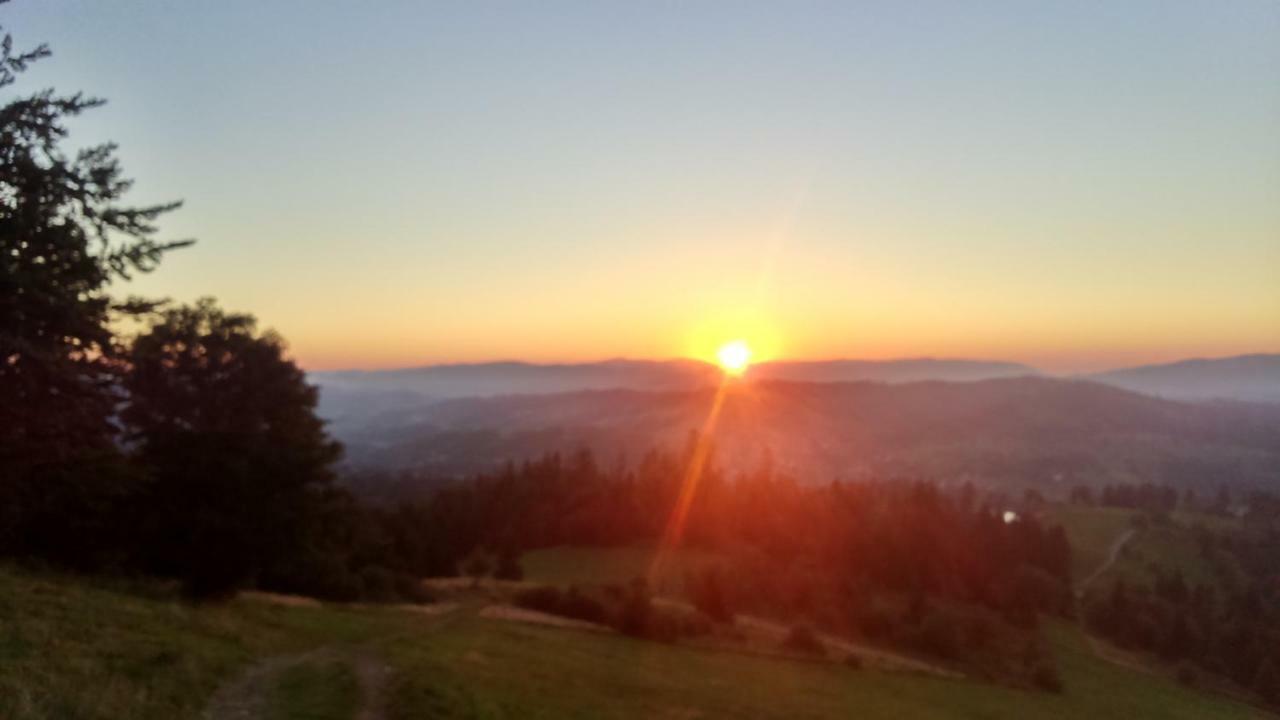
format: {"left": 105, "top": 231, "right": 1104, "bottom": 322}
{"left": 1045, "top": 505, "right": 1136, "bottom": 582}
{"left": 1, "top": 557, "right": 1271, "bottom": 719}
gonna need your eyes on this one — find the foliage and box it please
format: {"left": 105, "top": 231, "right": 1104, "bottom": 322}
{"left": 0, "top": 9, "right": 188, "bottom": 561}
{"left": 513, "top": 585, "right": 609, "bottom": 626}
{"left": 123, "top": 299, "right": 341, "bottom": 598}
{"left": 688, "top": 565, "right": 733, "bottom": 623}
{"left": 1082, "top": 501, "right": 1280, "bottom": 709}
{"left": 493, "top": 547, "right": 524, "bottom": 581}
{"left": 460, "top": 548, "right": 494, "bottom": 581}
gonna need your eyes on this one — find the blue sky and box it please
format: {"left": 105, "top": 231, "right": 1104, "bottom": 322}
{"left": 5, "top": 1, "right": 1278, "bottom": 370}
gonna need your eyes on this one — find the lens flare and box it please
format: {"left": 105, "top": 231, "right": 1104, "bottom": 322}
{"left": 716, "top": 340, "right": 752, "bottom": 375}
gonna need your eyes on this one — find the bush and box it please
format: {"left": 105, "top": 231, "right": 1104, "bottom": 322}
{"left": 494, "top": 548, "right": 524, "bottom": 581}
{"left": 1023, "top": 640, "right": 1062, "bottom": 693}
{"left": 260, "top": 552, "right": 362, "bottom": 603}
{"left": 855, "top": 603, "right": 896, "bottom": 641}
{"left": 460, "top": 549, "right": 493, "bottom": 580}
{"left": 915, "top": 610, "right": 960, "bottom": 659}
{"left": 689, "top": 567, "right": 733, "bottom": 623}
{"left": 615, "top": 579, "right": 656, "bottom": 639}
{"left": 359, "top": 565, "right": 398, "bottom": 602}
{"left": 963, "top": 611, "right": 997, "bottom": 651}
{"left": 513, "top": 585, "right": 608, "bottom": 625}
{"left": 781, "top": 623, "right": 825, "bottom": 656}
{"left": 393, "top": 573, "right": 435, "bottom": 604}
{"left": 514, "top": 585, "right": 562, "bottom": 613}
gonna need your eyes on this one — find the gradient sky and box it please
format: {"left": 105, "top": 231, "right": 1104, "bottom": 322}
{"left": 6, "top": 1, "right": 1278, "bottom": 372}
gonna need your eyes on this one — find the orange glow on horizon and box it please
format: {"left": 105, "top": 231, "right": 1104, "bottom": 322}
{"left": 716, "top": 340, "right": 752, "bottom": 375}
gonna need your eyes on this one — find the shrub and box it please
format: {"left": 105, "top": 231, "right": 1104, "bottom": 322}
{"left": 359, "top": 565, "right": 398, "bottom": 602}
{"left": 393, "top": 573, "right": 435, "bottom": 604}
{"left": 855, "top": 603, "right": 896, "bottom": 641}
{"left": 689, "top": 567, "right": 734, "bottom": 623}
{"left": 513, "top": 586, "right": 562, "bottom": 613}
{"left": 494, "top": 548, "right": 524, "bottom": 581}
{"left": 915, "top": 610, "right": 960, "bottom": 659}
{"left": 561, "top": 586, "right": 609, "bottom": 625}
{"left": 513, "top": 585, "right": 608, "bottom": 625}
{"left": 460, "top": 549, "right": 493, "bottom": 580}
{"left": 615, "top": 579, "right": 655, "bottom": 638}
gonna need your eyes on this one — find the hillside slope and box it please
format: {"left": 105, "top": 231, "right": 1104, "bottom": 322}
{"left": 1089, "top": 354, "right": 1280, "bottom": 403}
{"left": 335, "top": 377, "right": 1280, "bottom": 489}
{"left": 0, "top": 564, "right": 1265, "bottom": 719}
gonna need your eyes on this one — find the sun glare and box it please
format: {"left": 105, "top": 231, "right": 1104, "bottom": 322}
{"left": 716, "top": 340, "right": 752, "bottom": 375}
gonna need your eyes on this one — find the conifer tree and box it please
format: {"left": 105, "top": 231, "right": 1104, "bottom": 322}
{"left": 0, "top": 8, "right": 188, "bottom": 557}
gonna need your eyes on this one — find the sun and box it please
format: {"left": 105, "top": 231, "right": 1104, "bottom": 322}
{"left": 716, "top": 340, "right": 752, "bottom": 376}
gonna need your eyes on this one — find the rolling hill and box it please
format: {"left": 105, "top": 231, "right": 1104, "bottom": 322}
{"left": 1, "top": 563, "right": 1265, "bottom": 720}
{"left": 1088, "top": 354, "right": 1280, "bottom": 403}
{"left": 332, "top": 376, "right": 1280, "bottom": 493}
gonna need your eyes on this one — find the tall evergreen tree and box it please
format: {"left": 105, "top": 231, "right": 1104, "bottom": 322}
{"left": 0, "top": 10, "right": 188, "bottom": 558}
{"left": 123, "top": 299, "right": 340, "bottom": 597}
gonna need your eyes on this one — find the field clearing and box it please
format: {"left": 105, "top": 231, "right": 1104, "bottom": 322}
{"left": 1046, "top": 505, "right": 1136, "bottom": 582}
{"left": 520, "top": 544, "right": 717, "bottom": 595}
{"left": 1051, "top": 504, "right": 1246, "bottom": 592}
{"left": 383, "top": 613, "right": 1264, "bottom": 719}
{"left": 1106, "top": 524, "right": 1215, "bottom": 587}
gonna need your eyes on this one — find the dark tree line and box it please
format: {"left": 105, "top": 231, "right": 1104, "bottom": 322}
{"left": 0, "top": 12, "right": 187, "bottom": 560}
{"left": 1069, "top": 482, "right": 1180, "bottom": 512}
{"left": 0, "top": 16, "right": 403, "bottom": 601}
{"left": 1083, "top": 517, "right": 1280, "bottom": 707}
{"left": 376, "top": 446, "right": 1073, "bottom": 683}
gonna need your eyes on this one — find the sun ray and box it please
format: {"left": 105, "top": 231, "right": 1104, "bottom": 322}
{"left": 648, "top": 374, "right": 731, "bottom": 589}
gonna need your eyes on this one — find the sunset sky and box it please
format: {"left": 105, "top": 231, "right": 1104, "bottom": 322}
{"left": 8, "top": 1, "right": 1278, "bottom": 372}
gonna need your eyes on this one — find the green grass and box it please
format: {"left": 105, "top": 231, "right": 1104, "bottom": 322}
{"left": 1046, "top": 505, "right": 1136, "bottom": 582}
{"left": 1049, "top": 504, "right": 1246, "bottom": 592}
{"left": 266, "top": 659, "right": 361, "bottom": 720}
{"left": 0, "top": 565, "right": 387, "bottom": 720}
{"left": 1108, "top": 525, "right": 1213, "bottom": 586}
{"left": 383, "top": 613, "right": 1262, "bottom": 719}
{"left": 0, "top": 562, "right": 1268, "bottom": 719}
{"left": 521, "top": 544, "right": 716, "bottom": 595}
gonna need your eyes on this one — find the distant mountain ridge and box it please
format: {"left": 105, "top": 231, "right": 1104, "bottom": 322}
{"left": 753, "top": 358, "right": 1038, "bottom": 384}
{"left": 331, "top": 375, "right": 1280, "bottom": 493}
{"left": 317, "top": 358, "right": 718, "bottom": 397}
{"left": 312, "top": 357, "right": 1038, "bottom": 399}
{"left": 313, "top": 353, "right": 1280, "bottom": 405}
{"left": 1086, "top": 354, "right": 1280, "bottom": 403}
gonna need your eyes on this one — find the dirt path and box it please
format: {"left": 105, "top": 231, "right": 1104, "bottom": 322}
{"left": 1074, "top": 527, "right": 1155, "bottom": 676}
{"left": 203, "top": 648, "right": 389, "bottom": 720}
{"left": 1076, "top": 528, "right": 1136, "bottom": 597}
{"left": 202, "top": 648, "right": 333, "bottom": 720}
{"left": 352, "top": 651, "right": 389, "bottom": 720}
